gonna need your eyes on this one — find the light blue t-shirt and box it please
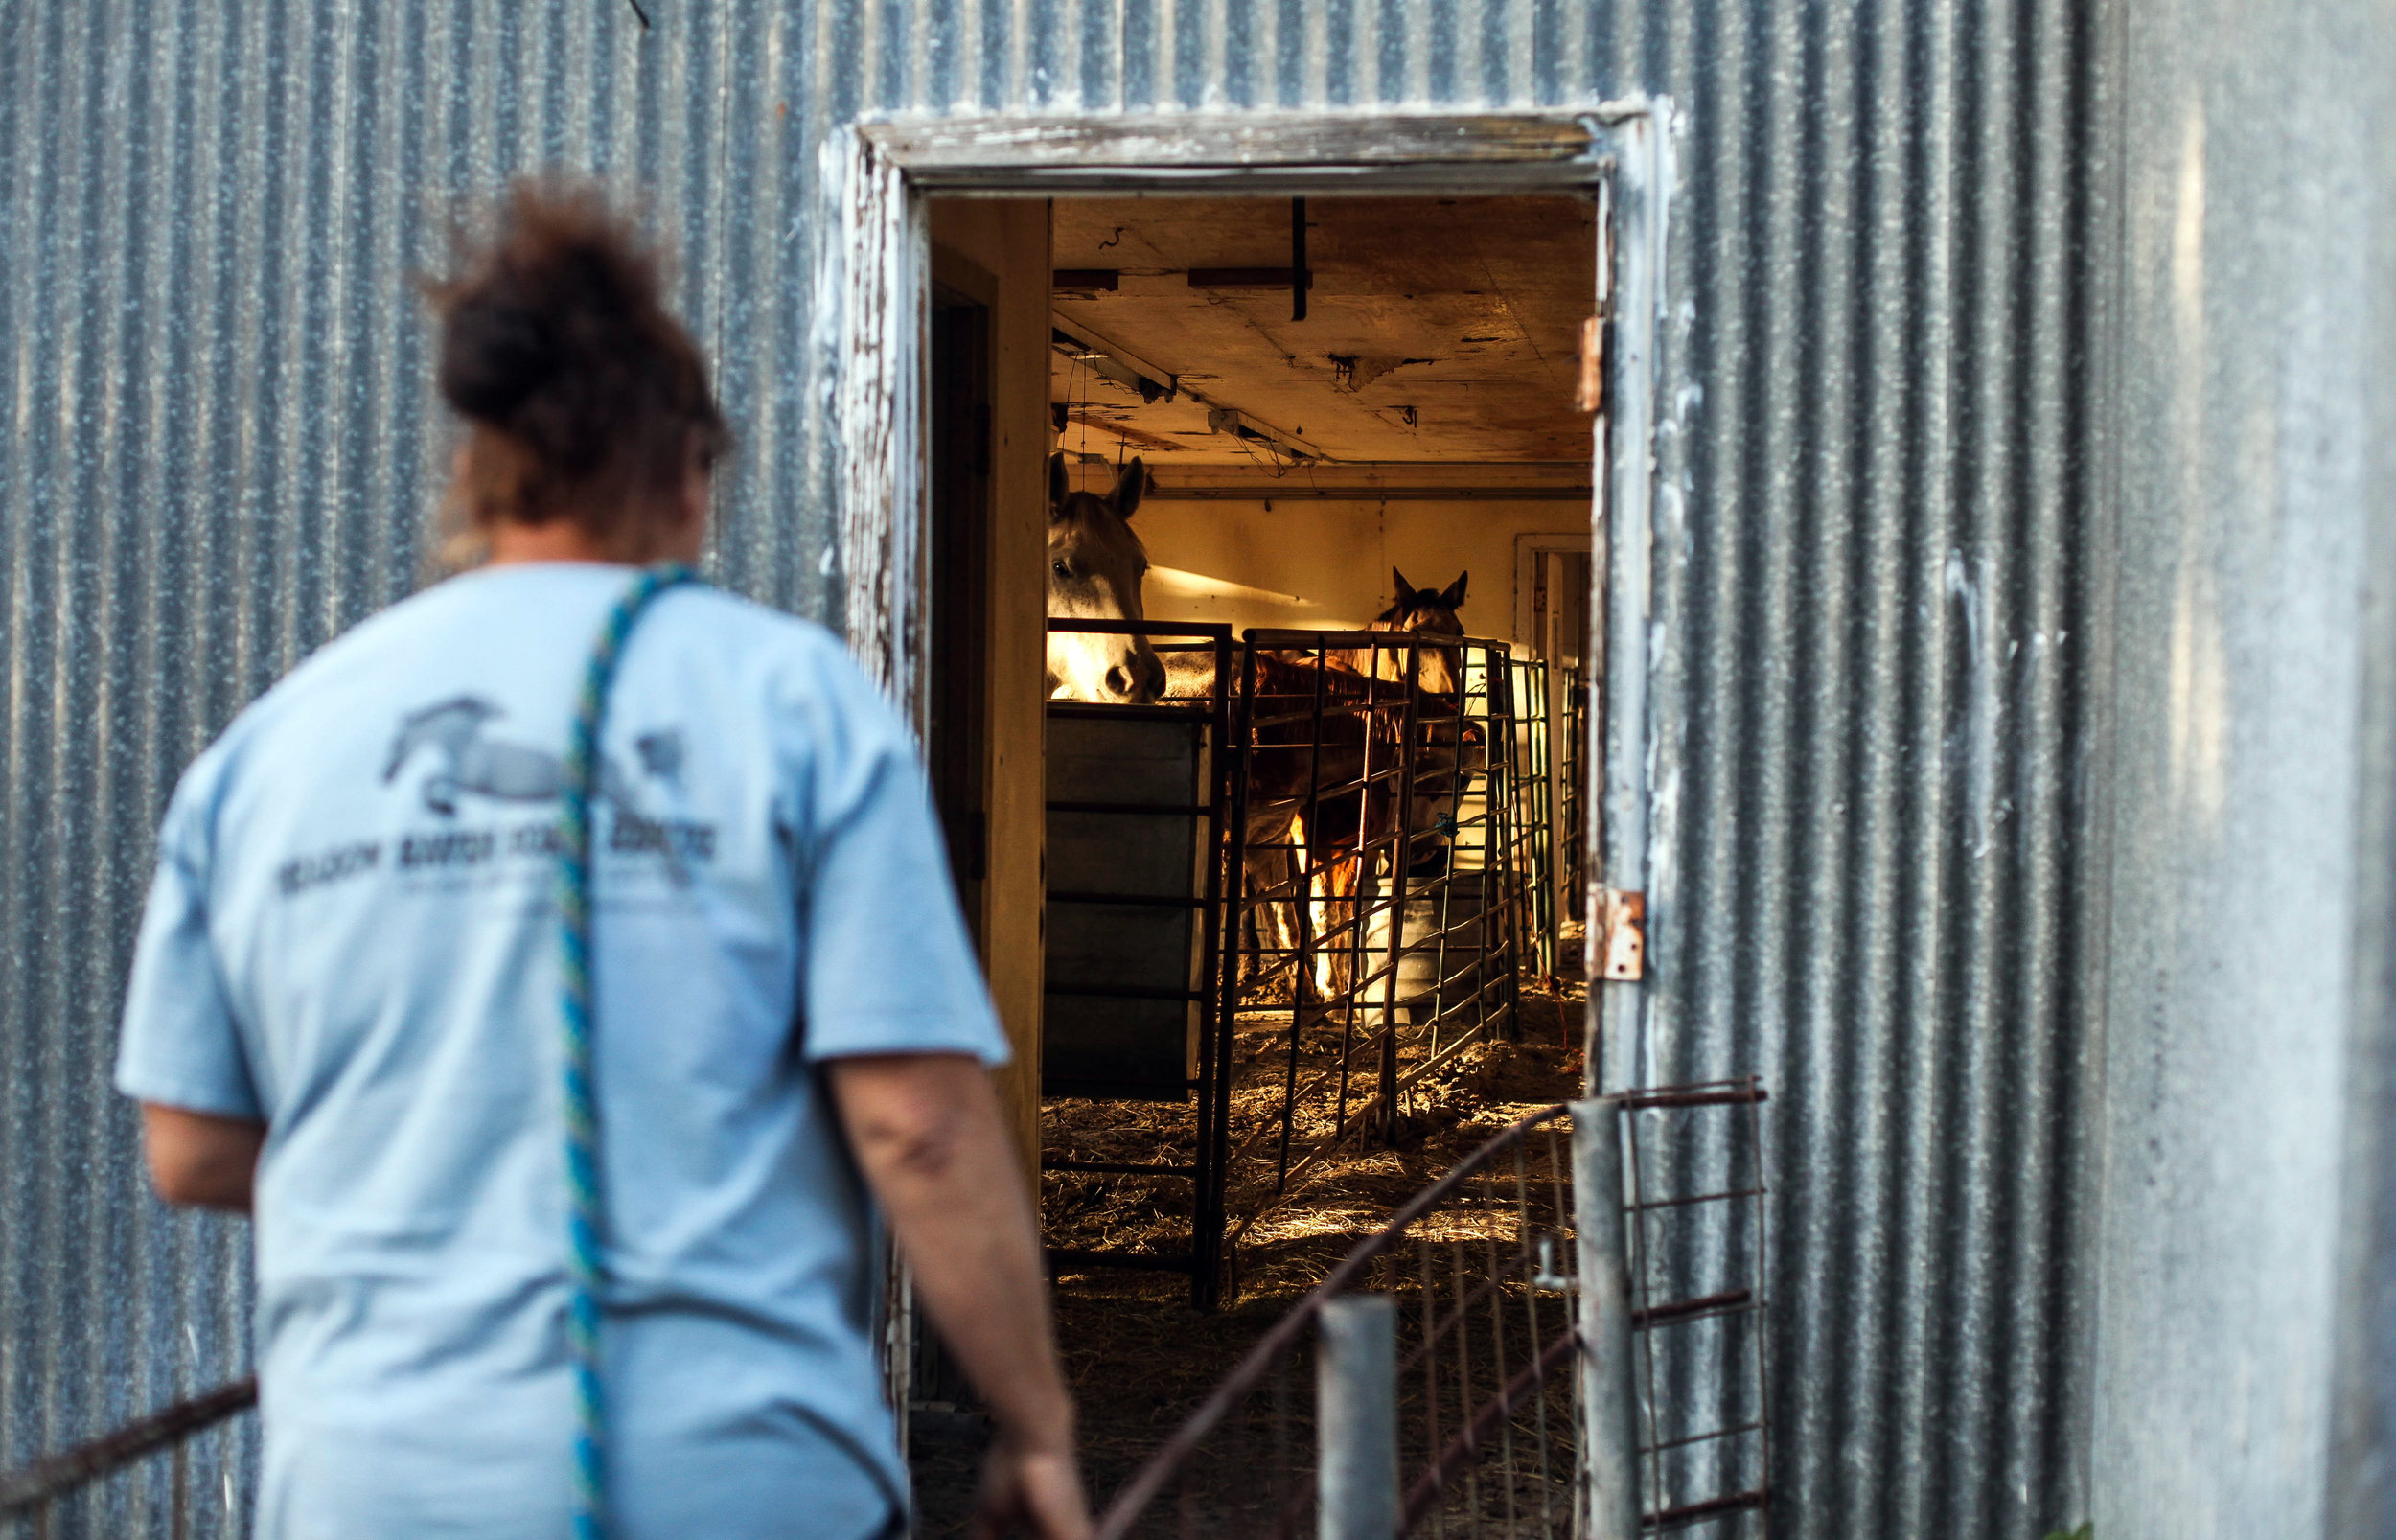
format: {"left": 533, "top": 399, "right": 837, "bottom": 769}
{"left": 115, "top": 563, "right": 1007, "bottom": 1540}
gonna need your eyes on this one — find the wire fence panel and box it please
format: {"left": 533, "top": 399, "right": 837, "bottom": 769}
{"left": 1378, "top": 1121, "right": 1582, "bottom": 1538}
{"left": 1092, "top": 1105, "right": 1579, "bottom": 1540}
{"left": 1088, "top": 1088, "right": 1772, "bottom": 1539}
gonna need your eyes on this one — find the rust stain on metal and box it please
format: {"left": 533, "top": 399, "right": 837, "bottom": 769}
{"left": 1574, "top": 315, "right": 1605, "bottom": 414}
{"left": 1597, "top": 887, "right": 1644, "bottom": 979}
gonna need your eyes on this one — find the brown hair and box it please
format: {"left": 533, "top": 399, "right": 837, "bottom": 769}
{"left": 424, "top": 179, "right": 726, "bottom": 562}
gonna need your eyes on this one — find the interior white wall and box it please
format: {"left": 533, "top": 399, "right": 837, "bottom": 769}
{"left": 1131, "top": 495, "right": 1592, "bottom": 643}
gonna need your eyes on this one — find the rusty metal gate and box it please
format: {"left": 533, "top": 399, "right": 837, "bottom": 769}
{"left": 1035, "top": 625, "right": 1567, "bottom": 1308}
{"left": 1214, "top": 631, "right": 1543, "bottom": 1292}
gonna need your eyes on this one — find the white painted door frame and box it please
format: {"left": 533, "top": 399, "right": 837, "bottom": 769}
{"left": 822, "top": 107, "right": 1660, "bottom": 717}
{"left": 821, "top": 103, "right": 1671, "bottom": 1081}
{"left": 818, "top": 91, "right": 1675, "bottom": 1480}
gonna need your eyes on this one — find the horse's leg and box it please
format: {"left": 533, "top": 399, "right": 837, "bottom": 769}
{"left": 1269, "top": 862, "right": 1305, "bottom": 1000}
{"left": 1314, "top": 849, "right": 1362, "bottom": 1004}
{"left": 1242, "top": 844, "right": 1301, "bottom": 994}
{"left": 1286, "top": 816, "right": 1325, "bottom": 1014}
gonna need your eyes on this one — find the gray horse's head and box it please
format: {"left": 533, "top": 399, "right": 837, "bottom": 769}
{"left": 1047, "top": 453, "right": 1166, "bottom": 703}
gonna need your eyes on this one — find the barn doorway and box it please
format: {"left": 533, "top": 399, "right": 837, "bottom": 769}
{"left": 1035, "top": 188, "right": 1605, "bottom": 1277}
{"left": 921, "top": 183, "right": 1604, "bottom": 1260}
{"left": 840, "top": 112, "right": 1664, "bottom": 1519}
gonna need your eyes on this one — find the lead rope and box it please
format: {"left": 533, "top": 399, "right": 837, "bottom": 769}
{"left": 557, "top": 563, "right": 700, "bottom": 1540}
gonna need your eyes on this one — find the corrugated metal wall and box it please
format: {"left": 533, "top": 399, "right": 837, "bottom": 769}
{"left": 2095, "top": 0, "right": 2396, "bottom": 1529}
{"left": 1633, "top": 0, "right": 2108, "bottom": 1533}
{"left": 0, "top": 2, "right": 2107, "bottom": 1535}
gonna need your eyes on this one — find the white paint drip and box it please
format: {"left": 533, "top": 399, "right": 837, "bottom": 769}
{"left": 1945, "top": 548, "right": 2004, "bottom": 859}
{"left": 2173, "top": 100, "right": 2208, "bottom": 343}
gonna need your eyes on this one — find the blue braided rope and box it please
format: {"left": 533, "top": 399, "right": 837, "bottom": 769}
{"left": 556, "top": 562, "right": 699, "bottom": 1540}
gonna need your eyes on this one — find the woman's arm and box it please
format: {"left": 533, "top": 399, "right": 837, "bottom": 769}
{"left": 140, "top": 1104, "right": 265, "bottom": 1212}
{"left": 827, "top": 1052, "right": 1090, "bottom": 1540}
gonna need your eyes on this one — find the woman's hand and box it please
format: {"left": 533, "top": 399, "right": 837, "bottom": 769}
{"left": 970, "top": 1437, "right": 1093, "bottom": 1540}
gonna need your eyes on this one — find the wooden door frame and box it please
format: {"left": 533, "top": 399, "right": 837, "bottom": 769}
{"left": 819, "top": 103, "right": 1673, "bottom": 1090}
{"left": 1513, "top": 531, "right": 1599, "bottom": 657}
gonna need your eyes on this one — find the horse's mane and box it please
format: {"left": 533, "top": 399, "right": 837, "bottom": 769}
{"left": 1372, "top": 599, "right": 1463, "bottom": 633}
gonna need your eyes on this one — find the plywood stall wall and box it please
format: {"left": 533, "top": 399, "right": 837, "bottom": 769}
{"left": 1119, "top": 496, "right": 1589, "bottom": 642}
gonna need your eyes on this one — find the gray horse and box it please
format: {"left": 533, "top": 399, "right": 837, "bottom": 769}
{"left": 1047, "top": 453, "right": 1167, "bottom": 703}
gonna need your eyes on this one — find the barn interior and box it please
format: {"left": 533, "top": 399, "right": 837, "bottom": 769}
{"left": 912, "top": 191, "right": 1601, "bottom": 1518}
{"left": 923, "top": 189, "right": 1601, "bottom": 1115}
{"left": 1046, "top": 195, "right": 1597, "bottom": 638}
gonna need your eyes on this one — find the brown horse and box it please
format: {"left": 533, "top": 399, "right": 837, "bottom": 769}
{"left": 1148, "top": 570, "right": 1479, "bottom": 1002}
{"left": 1335, "top": 568, "right": 1469, "bottom": 696}
{"left": 1267, "top": 571, "right": 1482, "bottom": 1007}
{"left": 1047, "top": 453, "right": 1166, "bottom": 703}
{"left": 1059, "top": 537, "right": 1478, "bottom": 1004}
{"left": 1330, "top": 565, "right": 1475, "bottom": 866}
{"left": 1233, "top": 651, "right": 1485, "bottom": 1009}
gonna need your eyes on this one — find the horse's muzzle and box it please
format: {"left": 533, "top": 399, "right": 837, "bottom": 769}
{"left": 1106, "top": 652, "right": 1167, "bottom": 704}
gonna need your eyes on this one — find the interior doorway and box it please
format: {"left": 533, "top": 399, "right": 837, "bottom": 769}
{"left": 864, "top": 109, "right": 1659, "bottom": 1528}
{"left": 926, "top": 274, "right": 992, "bottom": 938}
{"left": 1517, "top": 532, "right": 1596, "bottom": 930}
{"left": 922, "top": 179, "right": 1606, "bottom": 1291}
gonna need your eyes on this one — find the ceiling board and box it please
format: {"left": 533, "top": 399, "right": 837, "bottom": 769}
{"left": 1048, "top": 195, "right": 1597, "bottom": 469}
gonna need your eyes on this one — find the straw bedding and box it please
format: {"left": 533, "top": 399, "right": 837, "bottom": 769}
{"left": 910, "top": 973, "right": 1586, "bottom": 1535}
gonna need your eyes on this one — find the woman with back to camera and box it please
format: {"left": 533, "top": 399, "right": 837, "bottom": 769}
{"left": 113, "top": 181, "right": 1089, "bottom": 1540}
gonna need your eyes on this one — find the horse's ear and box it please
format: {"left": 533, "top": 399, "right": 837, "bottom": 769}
{"left": 1113, "top": 458, "right": 1148, "bottom": 519}
{"left": 1440, "top": 571, "right": 1468, "bottom": 609}
{"left": 1048, "top": 451, "right": 1069, "bottom": 514}
{"left": 1392, "top": 567, "right": 1417, "bottom": 605}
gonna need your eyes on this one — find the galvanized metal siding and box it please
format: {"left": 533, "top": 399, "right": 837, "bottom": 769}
{"left": 1634, "top": 1, "right": 2105, "bottom": 1533}
{"left": 2095, "top": 0, "right": 2396, "bottom": 1529}
{"left": 0, "top": 5, "right": 794, "bottom": 1531}
{"left": 0, "top": 2, "right": 2107, "bottom": 1537}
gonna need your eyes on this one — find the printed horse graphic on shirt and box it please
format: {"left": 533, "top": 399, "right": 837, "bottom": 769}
{"left": 383, "top": 696, "right": 678, "bottom": 816}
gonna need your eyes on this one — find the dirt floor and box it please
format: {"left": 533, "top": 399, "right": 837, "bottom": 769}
{"left": 910, "top": 968, "right": 1587, "bottom": 1535}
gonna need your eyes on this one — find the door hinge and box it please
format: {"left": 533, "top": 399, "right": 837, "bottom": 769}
{"left": 1595, "top": 888, "right": 1645, "bottom": 981}
{"left": 1574, "top": 315, "right": 1606, "bottom": 414}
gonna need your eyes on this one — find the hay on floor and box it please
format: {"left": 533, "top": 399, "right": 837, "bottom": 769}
{"left": 910, "top": 973, "right": 1588, "bottom": 1536}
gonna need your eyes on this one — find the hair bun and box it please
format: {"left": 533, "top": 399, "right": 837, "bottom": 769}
{"left": 439, "top": 290, "right": 561, "bottom": 423}
{"left": 424, "top": 178, "right": 726, "bottom": 550}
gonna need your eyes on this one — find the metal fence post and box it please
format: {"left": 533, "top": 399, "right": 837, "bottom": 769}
{"left": 1318, "top": 1294, "right": 1398, "bottom": 1540}
{"left": 1573, "top": 1096, "right": 1639, "bottom": 1540}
